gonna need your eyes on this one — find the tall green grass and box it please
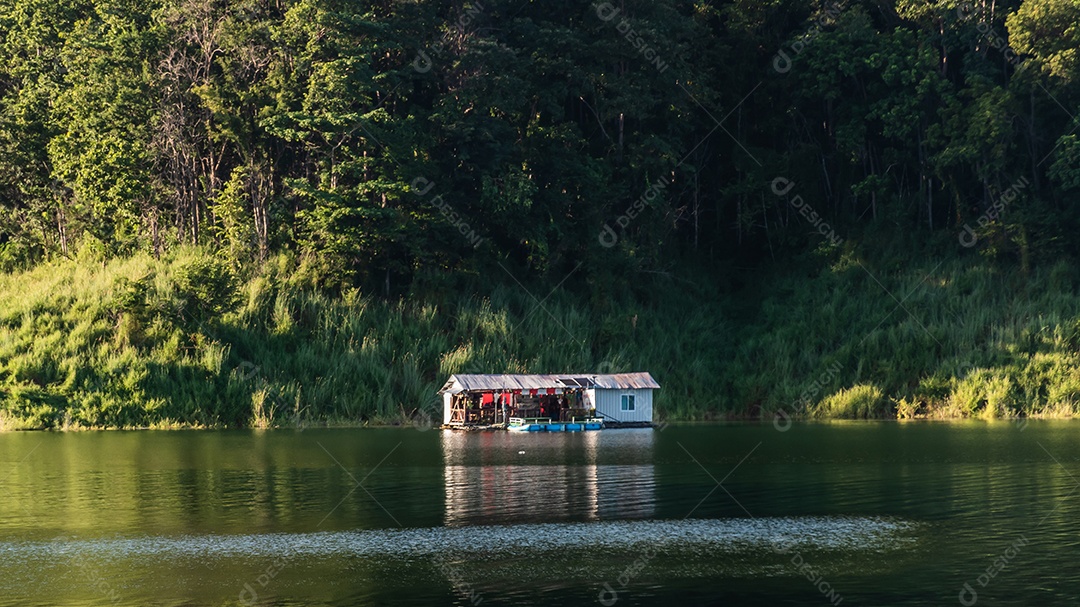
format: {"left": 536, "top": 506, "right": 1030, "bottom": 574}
{"left": 4, "top": 237, "right": 1080, "bottom": 429}
{"left": 733, "top": 237, "right": 1080, "bottom": 421}
{"left": 0, "top": 248, "right": 728, "bottom": 429}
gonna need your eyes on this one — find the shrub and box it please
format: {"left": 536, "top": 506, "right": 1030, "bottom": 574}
{"left": 173, "top": 257, "right": 239, "bottom": 321}
{"left": 813, "top": 384, "right": 886, "bottom": 419}
{"left": 949, "top": 370, "right": 1015, "bottom": 418}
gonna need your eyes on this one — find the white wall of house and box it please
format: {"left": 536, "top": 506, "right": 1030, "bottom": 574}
{"left": 443, "top": 392, "right": 454, "bottom": 425}
{"left": 590, "top": 388, "right": 653, "bottom": 422}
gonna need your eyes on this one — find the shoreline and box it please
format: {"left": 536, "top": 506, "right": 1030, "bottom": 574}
{"left": 0, "top": 412, "right": 1065, "bottom": 432}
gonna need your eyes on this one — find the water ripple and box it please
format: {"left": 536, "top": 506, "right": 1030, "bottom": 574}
{"left": 6, "top": 516, "right": 917, "bottom": 561}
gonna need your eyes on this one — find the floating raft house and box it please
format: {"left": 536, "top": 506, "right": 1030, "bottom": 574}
{"left": 438, "top": 372, "right": 659, "bottom": 429}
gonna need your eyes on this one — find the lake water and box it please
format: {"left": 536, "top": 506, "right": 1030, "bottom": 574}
{"left": 0, "top": 421, "right": 1075, "bottom": 606}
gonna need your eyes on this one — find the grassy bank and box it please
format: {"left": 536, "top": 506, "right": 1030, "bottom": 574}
{"left": 730, "top": 233, "right": 1080, "bottom": 421}
{"left": 0, "top": 249, "right": 726, "bottom": 429}
{"left": 3, "top": 240, "right": 1080, "bottom": 430}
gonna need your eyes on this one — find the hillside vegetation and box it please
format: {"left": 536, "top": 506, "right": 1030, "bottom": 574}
{"left": 0, "top": 249, "right": 727, "bottom": 429}
{"left": 3, "top": 0, "right": 1080, "bottom": 427}
{"left": 4, "top": 239, "right": 1080, "bottom": 429}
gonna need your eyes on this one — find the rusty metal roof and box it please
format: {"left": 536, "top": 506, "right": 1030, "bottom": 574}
{"left": 438, "top": 372, "right": 660, "bottom": 393}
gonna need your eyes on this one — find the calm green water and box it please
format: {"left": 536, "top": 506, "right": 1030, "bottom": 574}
{"left": 0, "top": 422, "right": 1075, "bottom": 606}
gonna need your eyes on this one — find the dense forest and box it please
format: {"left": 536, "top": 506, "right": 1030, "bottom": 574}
{"left": 3, "top": 0, "right": 1080, "bottom": 429}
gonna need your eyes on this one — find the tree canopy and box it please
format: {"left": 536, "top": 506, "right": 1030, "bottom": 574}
{"left": 0, "top": 0, "right": 1076, "bottom": 293}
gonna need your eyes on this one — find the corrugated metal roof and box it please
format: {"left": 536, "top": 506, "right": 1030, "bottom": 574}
{"left": 591, "top": 372, "right": 661, "bottom": 390}
{"left": 439, "top": 372, "right": 660, "bottom": 393}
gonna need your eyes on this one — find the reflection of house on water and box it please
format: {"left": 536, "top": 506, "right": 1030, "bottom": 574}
{"left": 441, "top": 429, "right": 656, "bottom": 527}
